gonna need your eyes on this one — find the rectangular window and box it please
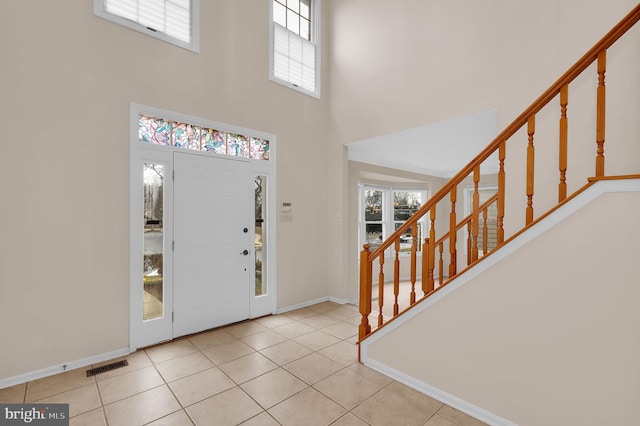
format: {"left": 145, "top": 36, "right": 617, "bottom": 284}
{"left": 393, "top": 191, "right": 424, "bottom": 253}
{"left": 143, "top": 163, "right": 165, "bottom": 320}
{"left": 255, "top": 176, "right": 268, "bottom": 296}
{"left": 138, "top": 114, "right": 270, "bottom": 161}
{"left": 94, "top": 0, "right": 199, "bottom": 52}
{"left": 270, "top": 0, "right": 320, "bottom": 97}
{"left": 363, "top": 189, "right": 384, "bottom": 250}
{"left": 361, "top": 185, "right": 428, "bottom": 253}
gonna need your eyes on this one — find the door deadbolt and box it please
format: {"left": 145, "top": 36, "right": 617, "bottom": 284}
{"left": 241, "top": 249, "right": 249, "bottom": 255}
{"left": 243, "top": 227, "right": 249, "bottom": 233}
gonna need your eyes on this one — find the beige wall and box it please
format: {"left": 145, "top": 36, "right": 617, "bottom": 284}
{"left": 365, "top": 190, "right": 640, "bottom": 425}
{"left": 327, "top": 0, "right": 639, "bottom": 142}
{"left": 0, "top": 1, "right": 331, "bottom": 380}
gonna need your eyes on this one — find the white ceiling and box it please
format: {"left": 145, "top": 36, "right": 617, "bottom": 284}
{"left": 346, "top": 108, "right": 500, "bottom": 178}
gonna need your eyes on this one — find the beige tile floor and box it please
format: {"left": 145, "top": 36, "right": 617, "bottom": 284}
{"left": 0, "top": 301, "right": 486, "bottom": 426}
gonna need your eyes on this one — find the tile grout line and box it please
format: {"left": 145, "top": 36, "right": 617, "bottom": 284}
{"left": 150, "top": 346, "right": 196, "bottom": 426}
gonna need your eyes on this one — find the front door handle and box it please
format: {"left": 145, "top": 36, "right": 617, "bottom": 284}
{"left": 240, "top": 249, "right": 249, "bottom": 255}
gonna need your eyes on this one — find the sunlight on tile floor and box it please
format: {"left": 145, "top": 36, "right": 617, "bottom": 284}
{"left": 0, "top": 301, "right": 486, "bottom": 426}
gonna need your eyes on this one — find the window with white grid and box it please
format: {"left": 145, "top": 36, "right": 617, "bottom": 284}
{"left": 270, "top": 0, "right": 320, "bottom": 98}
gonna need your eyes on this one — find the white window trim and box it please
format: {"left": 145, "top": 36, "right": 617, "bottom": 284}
{"left": 94, "top": 0, "right": 200, "bottom": 53}
{"left": 268, "top": 0, "right": 321, "bottom": 99}
{"left": 359, "top": 184, "right": 430, "bottom": 255}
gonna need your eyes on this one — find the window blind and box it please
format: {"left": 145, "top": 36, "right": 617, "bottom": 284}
{"left": 273, "top": 23, "right": 316, "bottom": 93}
{"left": 104, "top": 0, "right": 191, "bottom": 44}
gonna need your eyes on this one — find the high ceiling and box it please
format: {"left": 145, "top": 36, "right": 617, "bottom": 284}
{"left": 346, "top": 109, "right": 500, "bottom": 178}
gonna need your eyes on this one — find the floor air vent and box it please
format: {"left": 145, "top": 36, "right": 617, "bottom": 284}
{"left": 86, "top": 360, "right": 129, "bottom": 377}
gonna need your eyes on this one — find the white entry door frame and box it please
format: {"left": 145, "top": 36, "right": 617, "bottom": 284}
{"left": 129, "top": 103, "right": 277, "bottom": 351}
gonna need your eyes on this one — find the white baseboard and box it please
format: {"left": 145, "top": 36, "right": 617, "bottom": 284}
{"left": 277, "top": 296, "right": 351, "bottom": 314}
{"left": 365, "top": 358, "right": 517, "bottom": 426}
{"left": 328, "top": 296, "right": 351, "bottom": 305}
{"left": 0, "top": 348, "right": 131, "bottom": 390}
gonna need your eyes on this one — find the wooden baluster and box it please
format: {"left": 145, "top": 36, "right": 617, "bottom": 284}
{"left": 466, "top": 223, "right": 472, "bottom": 266}
{"left": 596, "top": 50, "right": 606, "bottom": 177}
{"left": 559, "top": 84, "right": 569, "bottom": 202}
{"left": 472, "top": 165, "right": 480, "bottom": 262}
{"left": 438, "top": 242, "right": 444, "bottom": 285}
{"left": 358, "top": 244, "right": 372, "bottom": 340}
{"left": 377, "top": 252, "right": 385, "bottom": 327}
{"left": 526, "top": 115, "right": 535, "bottom": 225}
{"left": 428, "top": 205, "right": 436, "bottom": 291}
{"left": 393, "top": 239, "right": 400, "bottom": 316}
{"left": 497, "top": 141, "right": 506, "bottom": 244}
{"left": 422, "top": 238, "right": 434, "bottom": 296}
{"left": 449, "top": 187, "right": 457, "bottom": 277}
{"left": 482, "top": 207, "right": 489, "bottom": 254}
{"left": 409, "top": 225, "right": 417, "bottom": 305}
{"left": 422, "top": 237, "right": 429, "bottom": 296}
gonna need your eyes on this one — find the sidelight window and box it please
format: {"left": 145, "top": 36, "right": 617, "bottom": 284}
{"left": 143, "top": 163, "right": 165, "bottom": 321}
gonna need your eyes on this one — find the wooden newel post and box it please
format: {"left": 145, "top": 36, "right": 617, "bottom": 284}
{"left": 359, "top": 244, "right": 372, "bottom": 340}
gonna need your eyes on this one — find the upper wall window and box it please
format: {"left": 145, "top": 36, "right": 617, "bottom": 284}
{"left": 94, "top": 0, "right": 199, "bottom": 52}
{"left": 270, "top": 0, "right": 321, "bottom": 98}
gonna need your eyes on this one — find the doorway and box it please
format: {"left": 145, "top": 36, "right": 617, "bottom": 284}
{"left": 130, "top": 105, "right": 276, "bottom": 350}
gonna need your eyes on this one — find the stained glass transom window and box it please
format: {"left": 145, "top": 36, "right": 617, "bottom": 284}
{"left": 138, "top": 114, "right": 270, "bottom": 161}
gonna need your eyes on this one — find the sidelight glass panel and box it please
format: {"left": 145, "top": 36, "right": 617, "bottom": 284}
{"left": 143, "top": 163, "right": 165, "bottom": 320}
{"left": 255, "top": 176, "right": 267, "bottom": 296}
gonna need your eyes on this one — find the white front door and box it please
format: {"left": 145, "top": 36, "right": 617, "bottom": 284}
{"left": 173, "top": 152, "right": 252, "bottom": 337}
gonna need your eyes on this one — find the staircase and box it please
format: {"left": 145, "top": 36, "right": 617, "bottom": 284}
{"left": 357, "top": 4, "right": 640, "bottom": 346}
